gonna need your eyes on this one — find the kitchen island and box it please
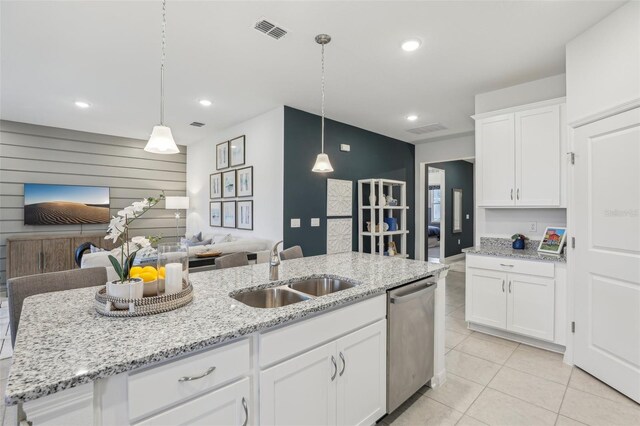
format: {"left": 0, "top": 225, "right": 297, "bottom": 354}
{"left": 5, "top": 252, "right": 448, "bottom": 425}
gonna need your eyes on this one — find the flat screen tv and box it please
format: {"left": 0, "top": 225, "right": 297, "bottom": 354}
{"left": 24, "top": 183, "right": 110, "bottom": 225}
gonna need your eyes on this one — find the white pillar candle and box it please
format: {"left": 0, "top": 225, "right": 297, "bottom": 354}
{"left": 165, "top": 263, "right": 183, "bottom": 295}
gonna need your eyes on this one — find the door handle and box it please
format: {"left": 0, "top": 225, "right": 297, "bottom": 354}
{"left": 331, "top": 356, "right": 337, "bottom": 381}
{"left": 502, "top": 280, "right": 505, "bottom": 293}
{"left": 178, "top": 366, "right": 216, "bottom": 382}
{"left": 339, "top": 352, "right": 346, "bottom": 376}
{"left": 390, "top": 282, "right": 436, "bottom": 304}
{"left": 510, "top": 189, "right": 514, "bottom": 200}
{"left": 241, "top": 397, "right": 248, "bottom": 426}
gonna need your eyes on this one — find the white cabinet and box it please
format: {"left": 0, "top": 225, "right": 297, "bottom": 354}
{"left": 466, "top": 268, "right": 507, "bottom": 329}
{"left": 476, "top": 101, "right": 565, "bottom": 207}
{"left": 336, "top": 321, "right": 387, "bottom": 426}
{"left": 136, "top": 377, "right": 250, "bottom": 426}
{"left": 477, "top": 114, "right": 515, "bottom": 206}
{"left": 466, "top": 255, "right": 563, "bottom": 344}
{"left": 260, "top": 320, "right": 386, "bottom": 426}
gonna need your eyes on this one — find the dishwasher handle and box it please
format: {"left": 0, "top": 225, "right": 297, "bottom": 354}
{"left": 390, "top": 281, "right": 436, "bottom": 304}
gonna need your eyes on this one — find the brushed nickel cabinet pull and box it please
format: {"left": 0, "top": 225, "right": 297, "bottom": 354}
{"left": 178, "top": 366, "right": 216, "bottom": 382}
{"left": 339, "top": 352, "right": 346, "bottom": 376}
{"left": 331, "top": 356, "right": 337, "bottom": 381}
{"left": 241, "top": 397, "right": 248, "bottom": 426}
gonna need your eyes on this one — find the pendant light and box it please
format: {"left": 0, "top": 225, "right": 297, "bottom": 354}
{"left": 144, "top": 0, "right": 180, "bottom": 154}
{"left": 312, "top": 34, "right": 334, "bottom": 173}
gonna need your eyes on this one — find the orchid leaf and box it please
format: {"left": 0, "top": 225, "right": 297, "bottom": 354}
{"left": 107, "top": 255, "right": 123, "bottom": 282}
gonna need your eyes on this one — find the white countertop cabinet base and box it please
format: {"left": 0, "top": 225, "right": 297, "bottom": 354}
{"left": 466, "top": 254, "right": 567, "bottom": 350}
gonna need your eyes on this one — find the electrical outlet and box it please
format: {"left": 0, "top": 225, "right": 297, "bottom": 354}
{"left": 340, "top": 144, "right": 351, "bottom": 152}
{"left": 311, "top": 218, "right": 320, "bottom": 227}
{"left": 290, "top": 218, "right": 301, "bottom": 228}
{"left": 466, "top": 214, "right": 470, "bottom": 220}
{"left": 528, "top": 222, "right": 537, "bottom": 233}
{"left": 458, "top": 239, "right": 461, "bottom": 245}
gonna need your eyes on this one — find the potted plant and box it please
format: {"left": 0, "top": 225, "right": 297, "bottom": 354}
{"left": 104, "top": 193, "right": 165, "bottom": 304}
{"left": 511, "top": 233, "right": 528, "bottom": 250}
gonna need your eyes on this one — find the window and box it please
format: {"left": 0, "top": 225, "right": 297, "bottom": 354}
{"left": 430, "top": 187, "right": 441, "bottom": 223}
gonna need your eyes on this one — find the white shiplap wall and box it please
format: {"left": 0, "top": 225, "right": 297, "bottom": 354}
{"left": 0, "top": 120, "right": 187, "bottom": 287}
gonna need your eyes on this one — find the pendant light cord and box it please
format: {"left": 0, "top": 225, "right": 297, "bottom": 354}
{"left": 321, "top": 42, "right": 325, "bottom": 154}
{"left": 160, "top": 0, "right": 167, "bottom": 125}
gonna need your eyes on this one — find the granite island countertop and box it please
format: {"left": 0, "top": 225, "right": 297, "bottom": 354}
{"left": 5, "top": 252, "right": 448, "bottom": 405}
{"left": 463, "top": 237, "right": 566, "bottom": 263}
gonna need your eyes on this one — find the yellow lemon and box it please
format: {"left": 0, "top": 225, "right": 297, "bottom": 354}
{"left": 142, "top": 265, "right": 157, "bottom": 273}
{"left": 129, "top": 266, "right": 143, "bottom": 276}
{"left": 158, "top": 266, "right": 166, "bottom": 278}
{"left": 139, "top": 271, "right": 157, "bottom": 283}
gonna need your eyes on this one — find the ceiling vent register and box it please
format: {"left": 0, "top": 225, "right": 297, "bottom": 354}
{"left": 254, "top": 18, "right": 288, "bottom": 40}
{"left": 406, "top": 123, "right": 447, "bottom": 135}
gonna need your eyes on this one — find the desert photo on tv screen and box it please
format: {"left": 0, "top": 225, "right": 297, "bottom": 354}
{"left": 24, "top": 184, "right": 110, "bottom": 225}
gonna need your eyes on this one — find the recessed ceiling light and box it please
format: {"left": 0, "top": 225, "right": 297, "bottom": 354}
{"left": 406, "top": 115, "right": 418, "bottom": 121}
{"left": 199, "top": 99, "right": 212, "bottom": 107}
{"left": 74, "top": 101, "right": 90, "bottom": 108}
{"left": 401, "top": 39, "right": 421, "bottom": 52}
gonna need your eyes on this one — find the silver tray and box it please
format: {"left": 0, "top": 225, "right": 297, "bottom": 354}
{"left": 95, "top": 281, "right": 193, "bottom": 317}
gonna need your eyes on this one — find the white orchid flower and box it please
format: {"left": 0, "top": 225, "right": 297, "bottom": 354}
{"left": 131, "top": 236, "right": 151, "bottom": 248}
{"left": 131, "top": 201, "right": 147, "bottom": 213}
{"left": 117, "top": 206, "right": 136, "bottom": 218}
{"left": 107, "top": 216, "right": 125, "bottom": 233}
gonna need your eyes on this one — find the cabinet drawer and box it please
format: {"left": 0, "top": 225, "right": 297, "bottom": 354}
{"left": 129, "top": 339, "right": 250, "bottom": 421}
{"left": 467, "top": 255, "right": 554, "bottom": 278}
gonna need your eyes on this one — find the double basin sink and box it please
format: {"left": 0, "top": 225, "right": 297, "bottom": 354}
{"left": 232, "top": 277, "right": 357, "bottom": 309}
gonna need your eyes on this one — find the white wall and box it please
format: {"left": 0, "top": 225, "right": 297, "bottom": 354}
{"left": 475, "top": 74, "right": 566, "bottom": 114}
{"left": 566, "top": 1, "right": 640, "bottom": 126}
{"left": 186, "top": 107, "right": 284, "bottom": 243}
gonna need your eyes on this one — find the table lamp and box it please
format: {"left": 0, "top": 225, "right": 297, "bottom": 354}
{"left": 165, "top": 196, "right": 189, "bottom": 241}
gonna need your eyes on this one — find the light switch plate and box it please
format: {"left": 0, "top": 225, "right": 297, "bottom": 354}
{"left": 291, "top": 218, "right": 301, "bottom": 228}
{"left": 311, "top": 218, "right": 320, "bottom": 227}
{"left": 340, "top": 144, "right": 350, "bottom": 152}
{"left": 466, "top": 214, "right": 470, "bottom": 219}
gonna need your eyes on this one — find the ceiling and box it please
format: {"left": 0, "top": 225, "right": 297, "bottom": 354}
{"left": 0, "top": 1, "right": 622, "bottom": 146}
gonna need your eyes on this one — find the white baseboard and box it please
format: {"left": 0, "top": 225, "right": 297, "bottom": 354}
{"left": 468, "top": 322, "right": 566, "bottom": 354}
{"left": 445, "top": 253, "right": 466, "bottom": 262}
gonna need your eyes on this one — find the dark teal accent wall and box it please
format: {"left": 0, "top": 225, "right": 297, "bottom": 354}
{"left": 284, "top": 107, "right": 415, "bottom": 258}
{"left": 427, "top": 160, "right": 474, "bottom": 258}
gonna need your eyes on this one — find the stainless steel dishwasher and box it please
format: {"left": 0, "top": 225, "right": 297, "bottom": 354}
{"left": 387, "top": 276, "right": 437, "bottom": 413}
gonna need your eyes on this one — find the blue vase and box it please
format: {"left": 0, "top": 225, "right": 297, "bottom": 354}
{"left": 383, "top": 217, "right": 398, "bottom": 231}
{"left": 512, "top": 238, "right": 525, "bottom": 250}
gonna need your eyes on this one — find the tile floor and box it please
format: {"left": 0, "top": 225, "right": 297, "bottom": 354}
{"left": 379, "top": 267, "right": 640, "bottom": 426}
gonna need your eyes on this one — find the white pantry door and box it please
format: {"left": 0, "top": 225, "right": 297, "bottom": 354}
{"left": 573, "top": 107, "right": 640, "bottom": 403}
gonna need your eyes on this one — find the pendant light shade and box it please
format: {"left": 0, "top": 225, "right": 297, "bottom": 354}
{"left": 146, "top": 125, "right": 179, "bottom": 154}
{"left": 312, "top": 153, "right": 334, "bottom": 173}
{"left": 144, "top": 0, "right": 179, "bottom": 155}
{"left": 312, "top": 33, "right": 334, "bottom": 173}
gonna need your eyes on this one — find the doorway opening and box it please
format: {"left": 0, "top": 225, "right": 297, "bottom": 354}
{"left": 427, "top": 167, "right": 444, "bottom": 262}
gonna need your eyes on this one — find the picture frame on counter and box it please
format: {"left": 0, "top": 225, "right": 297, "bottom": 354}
{"left": 236, "top": 166, "right": 253, "bottom": 197}
{"left": 222, "top": 170, "right": 236, "bottom": 198}
{"left": 538, "top": 226, "right": 567, "bottom": 254}
{"left": 210, "top": 173, "right": 222, "bottom": 199}
{"left": 216, "top": 141, "right": 229, "bottom": 170}
{"left": 237, "top": 200, "right": 253, "bottom": 230}
{"left": 209, "top": 201, "right": 222, "bottom": 227}
{"left": 229, "top": 135, "right": 246, "bottom": 167}
{"left": 222, "top": 201, "right": 236, "bottom": 228}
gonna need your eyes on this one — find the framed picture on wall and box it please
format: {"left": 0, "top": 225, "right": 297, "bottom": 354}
{"left": 538, "top": 226, "right": 567, "bottom": 254}
{"left": 229, "top": 135, "right": 246, "bottom": 167}
{"left": 222, "top": 201, "right": 236, "bottom": 228}
{"left": 209, "top": 201, "right": 222, "bottom": 227}
{"left": 237, "top": 166, "right": 253, "bottom": 197}
{"left": 210, "top": 173, "right": 222, "bottom": 199}
{"left": 237, "top": 200, "right": 253, "bottom": 230}
{"left": 222, "top": 170, "right": 236, "bottom": 198}
{"left": 216, "top": 141, "right": 229, "bottom": 170}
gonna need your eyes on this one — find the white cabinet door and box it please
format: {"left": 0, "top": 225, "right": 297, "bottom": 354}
{"left": 136, "top": 377, "right": 250, "bottom": 426}
{"left": 507, "top": 273, "right": 555, "bottom": 341}
{"left": 515, "top": 105, "right": 561, "bottom": 206}
{"left": 260, "top": 341, "right": 337, "bottom": 426}
{"left": 466, "top": 268, "right": 507, "bottom": 328}
{"left": 336, "top": 320, "right": 386, "bottom": 426}
{"left": 477, "top": 114, "right": 516, "bottom": 206}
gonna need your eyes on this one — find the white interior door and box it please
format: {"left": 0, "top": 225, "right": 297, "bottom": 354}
{"left": 477, "top": 114, "right": 516, "bottom": 206}
{"left": 573, "top": 107, "right": 640, "bottom": 403}
{"left": 515, "top": 105, "right": 561, "bottom": 206}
